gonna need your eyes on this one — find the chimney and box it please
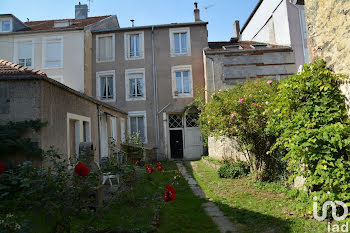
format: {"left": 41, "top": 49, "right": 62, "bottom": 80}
{"left": 194, "top": 2, "right": 200, "bottom": 22}
{"left": 75, "top": 2, "right": 88, "bottom": 19}
{"left": 130, "top": 19, "right": 135, "bottom": 27}
{"left": 234, "top": 20, "right": 240, "bottom": 38}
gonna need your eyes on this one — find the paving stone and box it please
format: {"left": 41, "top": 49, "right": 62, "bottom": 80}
{"left": 176, "top": 162, "right": 239, "bottom": 233}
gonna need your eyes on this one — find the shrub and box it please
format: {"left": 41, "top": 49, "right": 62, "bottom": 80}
{"left": 266, "top": 60, "right": 350, "bottom": 202}
{"left": 195, "top": 78, "right": 285, "bottom": 181}
{"left": 218, "top": 161, "right": 250, "bottom": 179}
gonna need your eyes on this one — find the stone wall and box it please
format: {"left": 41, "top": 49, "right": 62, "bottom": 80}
{"left": 208, "top": 136, "right": 249, "bottom": 162}
{"left": 305, "top": 0, "right": 350, "bottom": 76}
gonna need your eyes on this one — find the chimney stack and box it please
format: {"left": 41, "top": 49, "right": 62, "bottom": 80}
{"left": 194, "top": 2, "right": 200, "bottom": 22}
{"left": 130, "top": 19, "right": 135, "bottom": 27}
{"left": 75, "top": 2, "right": 88, "bottom": 19}
{"left": 234, "top": 20, "right": 240, "bottom": 38}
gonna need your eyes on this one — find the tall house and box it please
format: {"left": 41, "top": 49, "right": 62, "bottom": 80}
{"left": 91, "top": 3, "right": 208, "bottom": 160}
{"left": 240, "top": 0, "right": 309, "bottom": 70}
{"left": 0, "top": 3, "right": 119, "bottom": 94}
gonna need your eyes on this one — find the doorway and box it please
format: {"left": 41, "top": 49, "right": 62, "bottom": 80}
{"left": 170, "top": 130, "right": 183, "bottom": 159}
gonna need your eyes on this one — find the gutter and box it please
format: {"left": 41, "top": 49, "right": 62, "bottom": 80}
{"left": 152, "top": 25, "right": 160, "bottom": 159}
{"left": 204, "top": 47, "right": 293, "bottom": 55}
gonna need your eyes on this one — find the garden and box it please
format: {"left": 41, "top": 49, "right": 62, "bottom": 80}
{"left": 192, "top": 60, "right": 350, "bottom": 229}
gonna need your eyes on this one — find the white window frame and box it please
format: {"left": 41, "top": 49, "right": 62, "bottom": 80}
{"left": 66, "top": 113, "right": 91, "bottom": 159}
{"left": 125, "top": 68, "right": 146, "bottom": 101}
{"left": 50, "top": 75, "right": 64, "bottom": 84}
{"left": 124, "top": 31, "right": 144, "bottom": 60}
{"left": 96, "top": 33, "right": 115, "bottom": 63}
{"left": 96, "top": 70, "right": 116, "bottom": 102}
{"left": 0, "top": 18, "right": 12, "bottom": 32}
{"left": 42, "top": 36, "right": 63, "bottom": 69}
{"left": 14, "top": 38, "right": 34, "bottom": 68}
{"left": 171, "top": 65, "right": 193, "bottom": 98}
{"left": 128, "top": 111, "right": 147, "bottom": 144}
{"left": 169, "top": 27, "right": 191, "bottom": 57}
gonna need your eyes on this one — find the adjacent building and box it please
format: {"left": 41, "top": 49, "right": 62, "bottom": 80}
{"left": 90, "top": 3, "right": 208, "bottom": 160}
{"left": 240, "top": 0, "right": 309, "bottom": 69}
{"left": 0, "top": 59, "right": 127, "bottom": 163}
{"left": 0, "top": 3, "right": 119, "bottom": 94}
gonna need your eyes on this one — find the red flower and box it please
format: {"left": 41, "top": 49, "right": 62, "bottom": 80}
{"left": 155, "top": 162, "right": 163, "bottom": 172}
{"left": 163, "top": 184, "right": 176, "bottom": 202}
{"left": 0, "top": 162, "right": 5, "bottom": 175}
{"left": 74, "top": 163, "right": 90, "bottom": 177}
{"left": 145, "top": 164, "right": 154, "bottom": 174}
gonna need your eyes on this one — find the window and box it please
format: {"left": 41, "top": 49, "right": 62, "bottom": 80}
{"left": 96, "top": 70, "right": 116, "bottom": 102}
{"left": 128, "top": 111, "right": 147, "bottom": 143}
{"left": 171, "top": 65, "right": 193, "bottom": 98}
{"left": 14, "top": 39, "right": 33, "bottom": 68}
{"left": 96, "top": 34, "right": 115, "bottom": 62}
{"left": 124, "top": 31, "right": 144, "bottom": 60}
{"left": 169, "top": 27, "right": 191, "bottom": 56}
{"left": 1, "top": 19, "right": 11, "bottom": 32}
{"left": 43, "top": 36, "right": 63, "bottom": 68}
{"left": 125, "top": 68, "right": 146, "bottom": 101}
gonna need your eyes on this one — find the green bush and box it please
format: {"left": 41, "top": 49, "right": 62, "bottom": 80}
{"left": 266, "top": 60, "right": 350, "bottom": 203}
{"left": 195, "top": 78, "right": 285, "bottom": 181}
{"left": 218, "top": 161, "right": 250, "bottom": 179}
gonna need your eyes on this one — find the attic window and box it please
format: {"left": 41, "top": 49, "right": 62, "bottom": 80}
{"left": 54, "top": 20, "right": 71, "bottom": 28}
{"left": 222, "top": 45, "right": 242, "bottom": 50}
{"left": 251, "top": 44, "right": 269, "bottom": 49}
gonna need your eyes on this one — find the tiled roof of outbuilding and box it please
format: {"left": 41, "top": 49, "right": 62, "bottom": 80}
{"left": 207, "top": 40, "right": 290, "bottom": 52}
{"left": 0, "top": 59, "right": 47, "bottom": 77}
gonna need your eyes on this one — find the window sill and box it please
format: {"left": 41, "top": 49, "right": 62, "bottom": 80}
{"left": 99, "top": 98, "right": 116, "bottom": 103}
{"left": 170, "top": 52, "right": 191, "bottom": 57}
{"left": 41, "top": 66, "right": 63, "bottom": 69}
{"left": 96, "top": 59, "right": 115, "bottom": 63}
{"left": 126, "top": 96, "right": 146, "bottom": 101}
{"left": 173, "top": 94, "right": 193, "bottom": 99}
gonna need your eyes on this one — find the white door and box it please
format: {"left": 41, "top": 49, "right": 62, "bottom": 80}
{"left": 183, "top": 113, "right": 203, "bottom": 160}
{"left": 101, "top": 114, "right": 108, "bottom": 157}
{"left": 184, "top": 127, "right": 203, "bottom": 160}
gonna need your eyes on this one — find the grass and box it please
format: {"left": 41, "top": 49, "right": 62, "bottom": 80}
{"left": 71, "top": 161, "right": 219, "bottom": 232}
{"left": 201, "top": 156, "right": 222, "bottom": 166}
{"left": 185, "top": 160, "right": 328, "bottom": 233}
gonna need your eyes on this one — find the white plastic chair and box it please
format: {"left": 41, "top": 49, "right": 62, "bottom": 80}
{"left": 94, "top": 161, "right": 120, "bottom": 187}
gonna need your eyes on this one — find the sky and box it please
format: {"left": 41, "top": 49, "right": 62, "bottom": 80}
{"left": 0, "top": 0, "right": 259, "bottom": 41}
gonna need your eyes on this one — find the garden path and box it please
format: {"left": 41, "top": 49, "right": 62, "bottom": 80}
{"left": 176, "top": 162, "right": 239, "bottom": 233}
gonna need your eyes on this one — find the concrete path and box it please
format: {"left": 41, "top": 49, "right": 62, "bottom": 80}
{"left": 176, "top": 162, "right": 239, "bottom": 233}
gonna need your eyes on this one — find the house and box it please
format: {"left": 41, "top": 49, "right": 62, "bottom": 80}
{"left": 240, "top": 0, "right": 309, "bottom": 70}
{"left": 0, "top": 3, "right": 119, "bottom": 94}
{"left": 0, "top": 59, "right": 127, "bottom": 163}
{"left": 90, "top": 3, "right": 208, "bottom": 160}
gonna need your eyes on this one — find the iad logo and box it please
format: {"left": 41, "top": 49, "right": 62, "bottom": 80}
{"left": 313, "top": 196, "right": 349, "bottom": 232}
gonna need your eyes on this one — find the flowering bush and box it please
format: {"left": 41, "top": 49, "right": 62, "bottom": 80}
{"left": 0, "top": 149, "right": 99, "bottom": 232}
{"left": 266, "top": 60, "right": 350, "bottom": 202}
{"left": 195, "top": 79, "right": 284, "bottom": 180}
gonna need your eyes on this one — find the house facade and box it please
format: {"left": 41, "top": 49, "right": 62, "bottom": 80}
{"left": 90, "top": 3, "right": 208, "bottom": 160}
{"left": 0, "top": 59, "right": 127, "bottom": 163}
{"left": 0, "top": 3, "right": 119, "bottom": 94}
{"left": 240, "top": 0, "right": 309, "bottom": 70}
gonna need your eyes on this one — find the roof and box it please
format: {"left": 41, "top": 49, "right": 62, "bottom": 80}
{"left": 0, "top": 59, "right": 127, "bottom": 115}
{"left": 205, "top": 40, "right": 292, "bottom": 54}
{"left": 19, "top": 15, "right": 112, "bottom": 32}
{"left": 0, "top": 59, "right": 47, "bottom": 77}
{"left": 92, "top": 21, "right": 208, "bottom": 33}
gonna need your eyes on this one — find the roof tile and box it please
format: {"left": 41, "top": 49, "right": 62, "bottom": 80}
{"left": 0, "top": 59, "right": 47, "bottom": 77}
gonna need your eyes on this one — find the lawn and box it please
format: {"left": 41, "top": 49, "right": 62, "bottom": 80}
{"left": 185, "top": 160, "right": 328, "bottom": 233}
{"left": 71, "top": 161, "right": 219, "bottom": 233}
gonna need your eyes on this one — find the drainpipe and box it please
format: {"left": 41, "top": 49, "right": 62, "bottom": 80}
{"left": 207, "top": 56, "right": 215, "bottom": 91}
{"left": 152, "top": 25, "right": 160, "bottom": 160}
{"left": 97, "top": 104, "right": 102, "bottom": 162}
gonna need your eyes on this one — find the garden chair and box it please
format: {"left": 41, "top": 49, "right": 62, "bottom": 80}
{"left": 94, "top": 161, "right": 120, "bottom": 187}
